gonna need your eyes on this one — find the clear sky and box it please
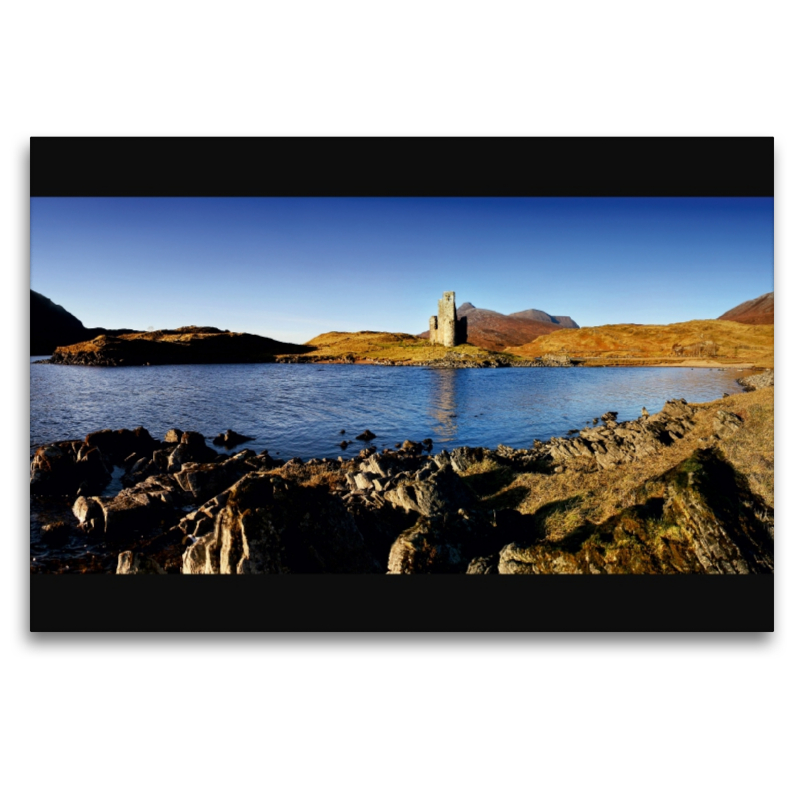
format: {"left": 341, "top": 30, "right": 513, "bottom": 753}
{"left": 30, "top": 197, "right": 774, "bottom": 344}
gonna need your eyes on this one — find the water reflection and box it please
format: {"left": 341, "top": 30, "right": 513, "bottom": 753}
{"left": 428, "top": 369, "right": 459, "bottom": 442}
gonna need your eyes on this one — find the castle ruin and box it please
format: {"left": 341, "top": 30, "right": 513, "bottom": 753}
{"left": 429, "top": 291, "right": 468, "bottom": 347}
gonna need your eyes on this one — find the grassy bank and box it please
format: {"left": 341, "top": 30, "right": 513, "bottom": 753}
{"left": 507, "top": 319, "right": 774, "bottom": 368}
{"left": 460, "top": 385, "right": 774, "bottom": 542}
{"left": 284, "top": 331, "right": 520, "bottom": 364}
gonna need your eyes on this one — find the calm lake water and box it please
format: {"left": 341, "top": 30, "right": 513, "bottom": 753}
{"left": 30, "top": 359, "right": 749, "bottom": 460}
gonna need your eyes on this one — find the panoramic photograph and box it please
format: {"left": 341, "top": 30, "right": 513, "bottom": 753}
{"left": 30, "top": 196, "right": 774, "bottom": 576}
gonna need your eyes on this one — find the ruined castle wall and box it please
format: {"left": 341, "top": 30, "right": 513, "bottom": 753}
{"left": 437, "top": 292, "right": 457, "bottom": 347}
{"left": 429, "top": 315, "right": 439, "bottom": 344}
{"left": 429, "top": 291, "right": 466, "bottom": 347}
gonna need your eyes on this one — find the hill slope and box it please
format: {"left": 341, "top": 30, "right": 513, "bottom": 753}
{"left": 299, "top": 331, "right": 520, "bottom": 365}
{"left": 718, "top": 292, "right": 774, "bottom": 325}
{"left": 31, "top": 290, "right": 137, "bottom": 355}
{"left": 508, "top": 319, "right": 774, "bottom": 367}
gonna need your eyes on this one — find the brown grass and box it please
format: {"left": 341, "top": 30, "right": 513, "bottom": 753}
{"left": 298, "top": 331, "right": 516, "bottom": 364}
{"left": 507, "top": 320, "right": 774, "bottom": 368}
{"left": 460, "top": 386, "right": 774, "bottom": 542}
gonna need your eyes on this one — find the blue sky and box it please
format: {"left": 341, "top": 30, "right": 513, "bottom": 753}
{"left": 30, "top": 197, "right": 774, "bottom": 344}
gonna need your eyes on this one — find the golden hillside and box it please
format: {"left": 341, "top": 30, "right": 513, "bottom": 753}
{"left": 507, "top": 319, "right": 774, "bottom": 368}
{"left": 298, "top": 331, "right": 515, "bottom": 364}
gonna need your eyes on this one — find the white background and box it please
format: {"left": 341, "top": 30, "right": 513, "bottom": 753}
{"left": 3, "top": 2, "right": 797, "bottom": 798}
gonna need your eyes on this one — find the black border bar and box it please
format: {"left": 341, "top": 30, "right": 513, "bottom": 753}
{"left": 31, "top": 137, "right": 774, "bottom": 197}
{"left": 31, "top": 574, "right": 774, "bottom": 633}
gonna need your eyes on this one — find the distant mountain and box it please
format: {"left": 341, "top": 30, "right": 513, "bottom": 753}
{"left": 509, "top": 309, "right": 580, "bottom": 328}
{"left": 418, "top": 302, "right": 580, "bottom": 352}
{"left": 718, "top": 292, "right": 774, "bottom": 325}
{"left": 30, "top": 290, "right": 137, "bottom": 355}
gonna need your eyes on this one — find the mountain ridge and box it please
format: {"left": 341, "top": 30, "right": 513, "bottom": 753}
{"left": 718, "top": 292, "right": 773, "bottom": 325}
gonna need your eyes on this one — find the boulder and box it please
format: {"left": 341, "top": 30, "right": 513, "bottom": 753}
{"left": 167, "top": 433, "right": 217, "bottom": 472}
{"left": 212, "top": 429, "right": 255, "bottom": 448}
{"left": 116, "top": 551, "right": 166, "bottom": 574}
{"left": 386, "top": 508, "right": 497, "bottom": 574}
{"left": 30, "top": 440, "right": 111, "bottom": 496}
{"left": 164, "top": 428, "right": 183, "bottom": 443}
{"left": 74, "top": 474, "right": 186, "bottom": 538}
{"left": 387, "top": 514, "right": 466, "bottom": 573}
{"left": 173, "top": 450, "right": 257, "bottom": 503}
{"left": 84, "top": 427, "right": 158, "bottom": 465}
{"left": 384, "top": 462, "right": 474, "bottom": 517}
{"left": 713, "top": 410, "right": 744, "bottom": 437}
{"left": 355, "top": 429, "right": 377, "bottom": 441}
{"left": 466, "top": 554, "right": 499, "bottom": 574}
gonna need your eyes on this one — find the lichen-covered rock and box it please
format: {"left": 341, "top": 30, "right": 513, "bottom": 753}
{"left": 182, "top": 473, "right": 380, "bottom": 574}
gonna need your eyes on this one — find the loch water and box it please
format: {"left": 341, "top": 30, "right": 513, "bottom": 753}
{"left": 30, "top": 359, "right": 751, "bottom": 460}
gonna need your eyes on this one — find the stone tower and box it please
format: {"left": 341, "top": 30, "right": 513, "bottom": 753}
{"left": 429, "top": 291, "right": 468, "bottom": 347}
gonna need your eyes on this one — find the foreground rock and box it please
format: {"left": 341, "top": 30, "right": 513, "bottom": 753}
{"left": 30, "top": 440, "right": 111, "bottom": 496}
{"left": 31, "top": 390, "right": 774, "bottom": 575}
{"left": 182, "top": 473, "right": 380, "bottom": 574}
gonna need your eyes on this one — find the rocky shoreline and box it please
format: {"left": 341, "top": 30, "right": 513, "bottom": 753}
{"left": 31, "top": 391, "right": 774, "bottom": 575}
{"left": 737, "top": 368, "right": 774, "bottom": 391}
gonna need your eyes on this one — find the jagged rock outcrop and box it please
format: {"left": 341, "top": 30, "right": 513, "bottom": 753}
{"left": 73, "top": 473, "right": 186, "bottom": 537}
{"left": 182, "top": 473, "right": 380, "bottom": 574}
{"left": 384, "top": 462, "right": 474, "bottom": 516}
{"left": 496, "top": 398, "right": 697, "bottom": 473}
{"left": 30, "top": 440, "right": 111, "bottom": 496}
